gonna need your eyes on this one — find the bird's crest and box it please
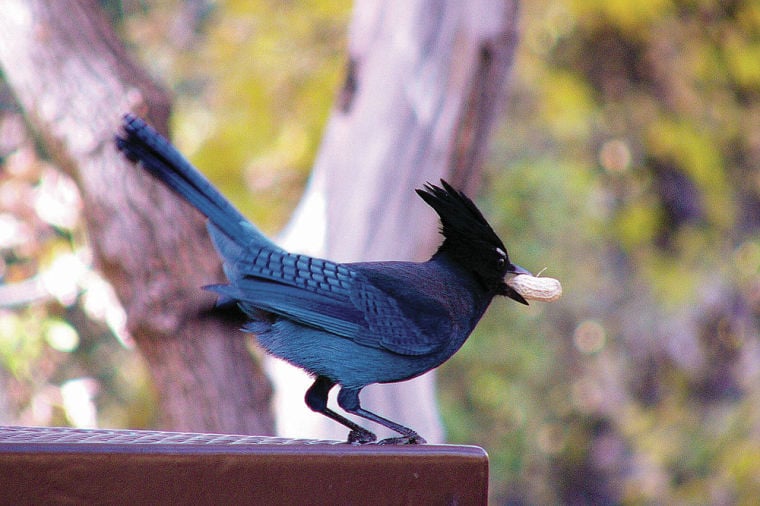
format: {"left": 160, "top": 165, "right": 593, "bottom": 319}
{"left": 416, "top": 180, "right": 507, "bottom": 258}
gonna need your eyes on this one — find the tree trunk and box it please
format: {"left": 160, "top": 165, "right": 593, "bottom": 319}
{"left": 277, "top": 0, "right": 520, "bottom": 441}
{"left": 0, "top": 0, "right": 273, "bottom": 435}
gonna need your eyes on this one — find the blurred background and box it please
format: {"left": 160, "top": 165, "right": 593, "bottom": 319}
{"left": 1, "top": 0, "right": 759, "bottom": 503}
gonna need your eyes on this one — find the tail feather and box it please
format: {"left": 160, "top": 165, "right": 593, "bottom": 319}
{"left": 116, "top": 113, "right": 278, "bottom": 252}
{"left": 207, "top": 221, "right": 246, "bottom": 279}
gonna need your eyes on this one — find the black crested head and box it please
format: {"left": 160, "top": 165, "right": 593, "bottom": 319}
{"left": 416, "top": 180, "right": 506, "bottom": 254}
{"left": 416, "top": 180, "right": 527, "bottom": 301}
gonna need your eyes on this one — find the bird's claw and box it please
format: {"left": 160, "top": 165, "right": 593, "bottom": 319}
{"left": 378, "top": 434, "right": 426, "bottom": 445}
{"left": 347, "top": 429, "right": 377, "bottom": 444}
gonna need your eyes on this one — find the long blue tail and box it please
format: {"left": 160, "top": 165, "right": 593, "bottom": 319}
{"left": 116, "top": 113, "right": 278, "bottom": 253}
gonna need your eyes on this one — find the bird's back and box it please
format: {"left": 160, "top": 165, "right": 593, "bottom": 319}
{"left": 350, "top": 258, "right": 494, "bottom": 360}
{"left": 249, "top": 258, "right": 493, "bottom": 388}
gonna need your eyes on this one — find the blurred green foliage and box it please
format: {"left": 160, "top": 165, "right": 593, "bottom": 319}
{"left": 120, "top": 0, "right": 351, "bottom": 233}
{"left": 437, "top": 0, "right": 760, "bottom": 503}
{"left": 2, "top": 0, "right": 760, "bottom": 504}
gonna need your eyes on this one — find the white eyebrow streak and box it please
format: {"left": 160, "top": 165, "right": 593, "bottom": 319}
{"left": 495, "top": 247, "right": 506, "bottom": 258}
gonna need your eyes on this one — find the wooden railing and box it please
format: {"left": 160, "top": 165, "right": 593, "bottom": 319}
{"left": 0, "top": 426, "right": 488, "bottom": 505}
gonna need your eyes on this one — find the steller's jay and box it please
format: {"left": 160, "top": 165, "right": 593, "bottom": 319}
{"left": 116, "top": 113, "right": 531, "bottom": 444}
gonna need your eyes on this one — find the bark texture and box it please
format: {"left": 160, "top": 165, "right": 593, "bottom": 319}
{"left": 0, "top": 0, "right": 273, "bottom": 435}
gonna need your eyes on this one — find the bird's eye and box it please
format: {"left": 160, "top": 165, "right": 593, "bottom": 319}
{"left": 495, "top": 247, "right": 508, "bottom": 269}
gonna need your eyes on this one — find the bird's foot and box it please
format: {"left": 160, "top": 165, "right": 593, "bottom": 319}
{"left": 378, "top": 434, "right": 426, "bottom": 445}
{"left": 347, "top": 428, "right": 377, "bottom": 444}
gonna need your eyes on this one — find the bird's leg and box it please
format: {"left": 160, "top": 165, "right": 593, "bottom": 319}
{"left": 305, "top": 376, "right": 377, "bottom": 444}
{"left": 337, "top": 387, "right": 426, "bottom": 445}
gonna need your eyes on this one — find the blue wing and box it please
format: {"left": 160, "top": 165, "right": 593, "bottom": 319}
{"left": 206, "top": 228, "right": 448, "bottom": 356}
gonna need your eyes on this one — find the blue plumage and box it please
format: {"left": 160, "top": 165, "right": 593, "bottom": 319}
{"left": 116, "top": 113, "right": 529, "bottom": 444}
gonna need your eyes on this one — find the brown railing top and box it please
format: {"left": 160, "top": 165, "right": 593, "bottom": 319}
{"left": 1, "top": 425, "right": 489, "bottom": 505}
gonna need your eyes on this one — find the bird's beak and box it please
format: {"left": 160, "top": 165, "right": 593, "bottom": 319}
{"left": 503, "top": 264, "right": 531, "bottom": 305}
{"left": 509, "top": 264, "right": 531, "bottom": 276}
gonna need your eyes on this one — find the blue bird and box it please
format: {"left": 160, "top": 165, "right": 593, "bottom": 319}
{"left": 116, "top": 113, "right": 530, "bottom": 444}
